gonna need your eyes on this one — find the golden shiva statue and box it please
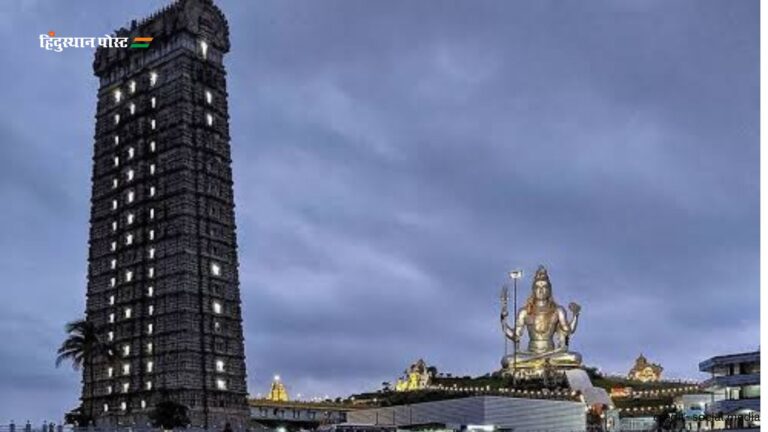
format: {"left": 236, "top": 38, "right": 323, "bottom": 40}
{"left": 500, "top": 266, "right": 582, "bottom": 372}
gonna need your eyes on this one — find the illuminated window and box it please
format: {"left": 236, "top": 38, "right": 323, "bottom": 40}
{"left": 122, "top": 344, "right": 130, "bottom": 356}
{"left": 146, "top": 342, "right": 153, "bottom": 354}
{"left": 146, "top": 361, "right": 154, "bottom": 373}
{"left": 141, "top": 400, "right": 147, "bottom": 409}
{"left": 114, "top": 156, "right": 119, "bottom": 167}
{"left": 114, "top": 135, "right": 119, "bottom": 145}
{"left": 128, "top": 147, "right": 135, "bottom": 159}
{"left": 200, "top": 40, "right": 209, "bottom": 59}
{"left": 212, "top": 301, "right": 222, "bottom": 314}
{"left": 214, "top": 321, "right": 221, "bottom": 332}
{"left": 106, "top": 385, "right": 113, "bottom": 395}
{"left": 122, "top": 363, "right": 130, "bottom": 375}
{"left": 216, "top": 379, "right": 226, "bottom": 390}
{"left": 215, "top": 359, "right": 225, "bottom": 372}
{"left": 145, "top": 380, "right": 153, "bottom": 390}
{"left": 205, "top": 90, "right": 212, "bottom": 104}
{"left": 206, "top": 113, "right": 213, "bottom": 126}
{"left": 113, "top": 89, "right": 122, "bottom": 103}
{"left": 125, "top": 270, "right": 133, "bottom": 282}
{"left": 122, "top": 382, "right": 129, "bottom": 393}
{"left": 149, "top": 208, "right": 155, "bottom": 219}
{"left": 107, "top": 331, "right": 114, "bottom": 341}
{"left": 110, "top": 277, "right": 116, "bottom": 287}
{"left": 150, "top": 119, "right": 156, "bottom": 130}
{"left": 147, "top": 286, "right": 154, "bottom": 297}
{"left": 111, "top": 221, "right": 118, "bottom": 231}
{"left": 120, "top": 402, "right": 127, "bottom": 411}
{"left": 149, "top": 71, "right": 158, "bottom": 87}
{"left": 111, "top": 241, "right": 117, "bottom": 251}
{"left": 127, "top": 213, "right": 135, "bottom": 225}
{"left": 148, "top": 247, "right": 155, "bottom": 259}
{"left": 150, "top": 164, "right": 156, "bottom": 175}
{"left": 149, "top": 141, "right": 156, "bottom": 152}
{"left": 112, "top": 199, "right": 118, "bottom": 210}
{"left": 109, "top": 313, "right": 115, "bottom": 323}
{"left": 124, "top": 307, "right": 132, "bottom": 319}
{"left": 110, "top": 259, "right": 116, "bottom": 270}
{"left": 149, "top": 230, "right": 155, "bottom": 241}
{"left": 103, "top": 404, "right": 109, "bottom": 412}
{"left": 149, "top": 186, "right": 156, "bottom": 197}
{"left": 151, "top": 97, "right": 156, "bottom": 109}
{"left": 112, "top": 178, "right": 118, "bottom": 189}
{"left": 109, "top": 294, "right": 115, "bottom": 304}
{"left": 148, "top": 267, "right": 154, "bottom": 278}
{"left": 125, "top": 233, "right": 133, "bottom": 245}
{"left": 129, "top": 103, "right": 135, "bottom": 115}
{"left": 107, "top": 367, "right": 114, "bottom": 378}
{"left": 211, "top": 263, "right": 221, "bottom": 276}
{"left": 127, "top": 190, "right": 134, "bottom": 203}
{"left": 147, "top": 323, "right": 154, "bottom": 334}
{"left": 148, "top": 305, "right": 154, "bottom": 315}
{"left": 114, "top": 114, "right": 120, "bottom": 125}
{"left": 129, "top": 80, "right": 136, "bottom": 94}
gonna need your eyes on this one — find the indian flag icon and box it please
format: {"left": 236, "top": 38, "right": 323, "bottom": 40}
{"left": 130, "top": 37, "right": 153, "bottom": 49}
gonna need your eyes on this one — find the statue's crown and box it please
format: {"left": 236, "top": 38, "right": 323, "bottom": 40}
{"left": 534, "top": 265, "right": 550, "bottom": 282}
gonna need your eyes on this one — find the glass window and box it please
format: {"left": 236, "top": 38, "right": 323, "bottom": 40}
{"left": 113, "top": 89, "right": 122, "bottom": 103}
{"left": 149, "top": 71, "right": 158, "bottom": 87}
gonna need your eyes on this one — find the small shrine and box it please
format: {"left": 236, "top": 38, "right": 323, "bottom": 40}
{"left": 266, "top": 375, "right": 289, "bottom": 401}
{"left": 395, "top": 359, "right": 433, "bottom": 392}
{"left": 627, "top": 354, "right": 663, "bottom": 382}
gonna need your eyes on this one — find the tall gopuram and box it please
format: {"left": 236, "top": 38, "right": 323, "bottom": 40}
{"left": 84, "top": 0, "right": 248, "bottom": 428}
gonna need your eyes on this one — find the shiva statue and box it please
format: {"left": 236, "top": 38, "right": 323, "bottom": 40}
{"left": 500, "top": 265, "right": 582, "bottom": 372}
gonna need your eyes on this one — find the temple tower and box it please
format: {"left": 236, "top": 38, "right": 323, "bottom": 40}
{"left": 84, "top": 0, "right": 248, "bottom": 428}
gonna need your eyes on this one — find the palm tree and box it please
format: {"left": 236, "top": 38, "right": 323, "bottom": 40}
{"left": 56, "top": 318, "right": 115, "bottom": 424}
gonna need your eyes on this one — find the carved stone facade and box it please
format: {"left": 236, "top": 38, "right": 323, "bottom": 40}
{"left": 84, "top": 0, "right": 248, "bottom": 428}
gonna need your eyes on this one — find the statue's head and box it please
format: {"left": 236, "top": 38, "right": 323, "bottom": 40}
{"left": 532, "top": 266, "right": 552, "bottom": 299}
{"left": 525, "top": 266, "right": 555, "bottom": 311}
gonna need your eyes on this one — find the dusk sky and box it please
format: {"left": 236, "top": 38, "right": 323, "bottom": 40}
{"left": 0, "top": 0, "right": 759, "bottom": 423}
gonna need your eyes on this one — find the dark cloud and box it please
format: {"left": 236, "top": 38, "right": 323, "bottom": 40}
{"left": 0, "top": 0, "right": 758, "bottom": 422}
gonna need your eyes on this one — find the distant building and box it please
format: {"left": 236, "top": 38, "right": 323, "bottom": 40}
{"left": 394, "top": 359, "right": 433, "bottom": 392}
{"left": 699, "top": 350, "right": 760, "bottom": 429}
{"left": 628, "top": 354, "right": 663, "bottom": 382}
{"left": 267, "top": 376, "right": 289, "bottom": 402}
{"left": 347, "top": 396, "right": 593, "bottom": 432}
{"left": 249, "top": 399, "right": 354, "bottom": 429}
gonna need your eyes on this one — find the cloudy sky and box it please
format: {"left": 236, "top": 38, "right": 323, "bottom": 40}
{"left": 0, "top": 0, "right": 759, "bottom": 423}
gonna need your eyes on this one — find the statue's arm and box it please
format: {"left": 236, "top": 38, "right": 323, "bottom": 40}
{"left": 501, "top": 308, "right": 526, "bottom": 342}
{"left": 513, "top": 308, "right": 527, "bottom": 341}
{"left": 558, "top": 305, "right": 580, "bottom": 335}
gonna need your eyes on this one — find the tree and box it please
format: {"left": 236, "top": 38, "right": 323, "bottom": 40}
{"left": 64, "top": 405, "right": 93, "bottom": 427}
{"left": 56, "top": 319, "right": 115, "bottom": 424}
{"left": 381, "top": 381, "right": 392, "bottom": 392}
{"left": 149, "top": 400, "right": 191, "bottom": 429}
